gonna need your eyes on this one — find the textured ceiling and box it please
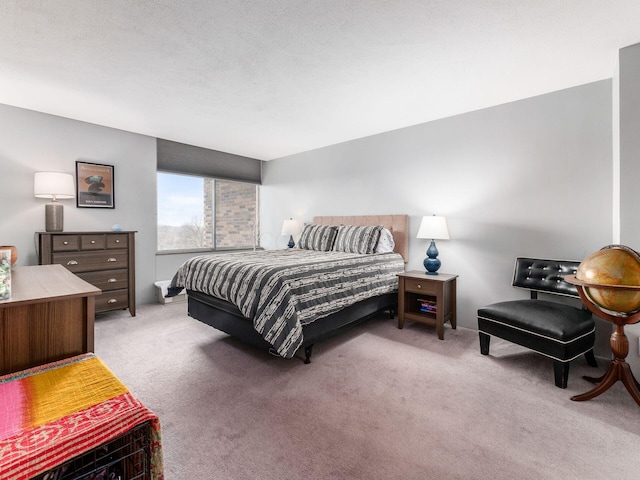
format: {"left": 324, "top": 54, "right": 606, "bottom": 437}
{"left": 1, "top": 1, "right": 640, "bottom": 160}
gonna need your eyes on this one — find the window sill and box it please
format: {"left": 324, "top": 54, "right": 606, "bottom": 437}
{"left": 156, "top": 247, "right": 263, "bottom": 255}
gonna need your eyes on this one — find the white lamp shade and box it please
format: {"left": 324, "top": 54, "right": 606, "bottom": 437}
{"left": 281, "top": 219, "right": 301, "bottom": 236}
{"left": 34, "top": 172, "right": 75, "bottom": 199}
{"left": 417, "top": 215, "right": 450, "bottom": 240}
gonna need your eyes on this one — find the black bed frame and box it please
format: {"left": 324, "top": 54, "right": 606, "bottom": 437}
{"left": 187, "top": 290, "right": 397, "bottom": 363}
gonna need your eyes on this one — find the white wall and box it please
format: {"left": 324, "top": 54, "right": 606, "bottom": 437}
{"left": 261, "top": 80, "right": 614, "bottom": 354}
{"left": 0, "top": 104, "right": 158, "bottom": 305}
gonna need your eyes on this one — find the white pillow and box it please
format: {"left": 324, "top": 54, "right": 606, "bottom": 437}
{"left": 374, "top": 227, "right": 395, "bottom": 253}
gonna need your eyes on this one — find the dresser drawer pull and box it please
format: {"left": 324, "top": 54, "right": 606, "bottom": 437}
{"left": 107, "top": 257, "right": 117, "bottom": 262}
{"left": 63, "top": 241, "right": 69, "bottom": 245}
{"left": 107, "top": 298, "right": 118, "bottom": 304}
{"left": 115, "top": 239, "right": 120, "bottom": 243}
{"left": 107, "top": 278, "right": 118, "bottom": 283}
{"left": 90, "top": 240, "right": 96, "bottom": 244}
{"left": 66, "top": 260, "right": 78, "bottom": 265}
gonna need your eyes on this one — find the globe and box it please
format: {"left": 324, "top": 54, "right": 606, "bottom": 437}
{"left": 576, "top": 245, "right": 640, "bottom": 314}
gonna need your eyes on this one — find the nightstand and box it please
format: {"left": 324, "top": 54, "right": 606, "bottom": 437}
{"left": 397, "top": 270, "right": 458, "bottom": 339}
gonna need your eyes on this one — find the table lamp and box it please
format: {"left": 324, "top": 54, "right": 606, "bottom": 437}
{"left": 34, "top": 172, "right": 76, "bottom": 232}
{"left": 417, "top": 215, "right": 450, "bottom": 275}
{"left": 281, "top": 219, "right": 301, "bottom": 248}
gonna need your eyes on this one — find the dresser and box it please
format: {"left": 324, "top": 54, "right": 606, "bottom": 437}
{"left": 0, "top": 264, "right": 100, "bottom": 374}
{"left": 37, "top": 231, "right": 136, "bottom": 316}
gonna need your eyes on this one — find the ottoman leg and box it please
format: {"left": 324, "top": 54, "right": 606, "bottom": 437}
{"left": 479, "top": 331, "right": 490, "bottom": 355}
{"left": 584, "top": 349, "right": 598, "bottom": 368}
{"left": 553, "top": 360, "right": 570, "bottom": 389}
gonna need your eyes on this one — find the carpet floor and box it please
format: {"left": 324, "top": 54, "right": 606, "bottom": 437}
{"left": 95, "top": 302, "right": 640, "bottom": 480}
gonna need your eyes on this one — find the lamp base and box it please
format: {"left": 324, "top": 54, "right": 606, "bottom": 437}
{"left": 424, "top": 239, "right": 441, "bottom": 275}
{"left": 287, "top": 235, "right": 295, "bottom": 248}
{"left": 45, "top": 202, "right": 64, "bottom": 232}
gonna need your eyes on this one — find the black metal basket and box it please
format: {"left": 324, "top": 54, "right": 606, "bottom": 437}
{"left": 34, "top": 421, "right": 151, "bottom": 480}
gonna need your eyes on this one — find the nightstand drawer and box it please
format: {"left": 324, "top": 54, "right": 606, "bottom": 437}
{"left": 53, "top": 250, "right": 128, "bottom": 273}
{"left": 404, "top": 277, "right": 437, "bottom": 294}
{"left": 77, "top": 269, "right": 128, "bottom": 292}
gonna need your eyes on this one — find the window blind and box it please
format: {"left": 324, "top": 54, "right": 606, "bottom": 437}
{"left": 157, "top": 138, "right": 262, "bottom": 184}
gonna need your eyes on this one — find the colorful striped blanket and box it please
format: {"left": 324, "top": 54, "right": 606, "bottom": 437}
{"left": 169, "top": 249, "right": 405, "bottom": 358}
{"left": 0, "top": 354, "right": 163, "bottom": 480}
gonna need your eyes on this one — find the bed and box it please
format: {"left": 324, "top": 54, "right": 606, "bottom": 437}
{"left": 169, "top": 214, "right": 409, "bottom": 363}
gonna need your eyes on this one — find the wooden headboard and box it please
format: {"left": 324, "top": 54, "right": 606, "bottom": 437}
{"left": 313, "top": 214, "right": 409, "bottom": 263}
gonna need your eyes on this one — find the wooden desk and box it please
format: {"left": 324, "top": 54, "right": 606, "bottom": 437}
{"left": 0, "top": 264, "right": 101, "bottom": 375}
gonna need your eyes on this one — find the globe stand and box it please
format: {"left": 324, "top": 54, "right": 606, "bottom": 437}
{"left": 565, "top": 275, "right": 640, "bottom": 407}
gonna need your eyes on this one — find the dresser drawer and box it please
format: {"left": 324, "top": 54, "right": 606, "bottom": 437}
{"left": 52, "top": 235, "right": 79, "bottom": 251}
{"left": 53, "top": 250, "right": 128, "bottom": 273}
{"left": 81, "top": 234, "right": 106, "bottom": 250}
{"left": 107, "top": 234, "right": 128, "bottom": 249}
{"left": 76, "top": 269, "right": 128, "bottom": 292}
{"left": 96, "top": 289, "right": 129, "bottom": 312}
{"left": 404, "top": 277, "right": 437, "bottom": 294}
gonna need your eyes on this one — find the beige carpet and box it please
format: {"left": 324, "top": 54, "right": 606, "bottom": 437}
{"left": 95, "top": 302, "right": 640, "bottom": 480}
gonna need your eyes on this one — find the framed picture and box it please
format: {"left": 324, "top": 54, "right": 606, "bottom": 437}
{"left": 76, "top": 161, "right": 115, "bottom": 208}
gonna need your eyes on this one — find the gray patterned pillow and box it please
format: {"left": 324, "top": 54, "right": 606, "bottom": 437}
{"left": 297, "top": 224, "right": 338, "bottom": 251}
{"left": 332, "top": 225, "right": 383, "bottom": 254}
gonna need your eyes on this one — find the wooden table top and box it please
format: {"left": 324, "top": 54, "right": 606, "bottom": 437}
{"left": 0, "top": 264, "right": 101, "bottom": 307}
{"left": 398, "top": 270, "right": 458, "bottom": 282}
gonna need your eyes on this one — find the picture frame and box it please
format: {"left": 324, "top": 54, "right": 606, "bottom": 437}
{"left": 76, "top": 161, "right": 115, "bottom": 208}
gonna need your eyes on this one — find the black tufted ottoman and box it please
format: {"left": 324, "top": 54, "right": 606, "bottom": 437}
{"left": 477, "top": 258, "right": 597, "bottom": 388}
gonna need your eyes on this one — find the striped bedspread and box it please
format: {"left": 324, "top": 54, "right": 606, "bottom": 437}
{"left": 169, "top": 249, "right": 405, "bottom": 358}
{"left": 0, "top": 354, "right": 163, "bottom": 480}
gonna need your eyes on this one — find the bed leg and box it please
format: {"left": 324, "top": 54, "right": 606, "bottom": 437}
{"left": 304, "top": 345, "right": 313, "bottom": 364}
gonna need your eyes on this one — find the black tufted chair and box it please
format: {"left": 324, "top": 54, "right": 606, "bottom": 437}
{"left": 477, "top": 257, "right": 598, "bottom": 388}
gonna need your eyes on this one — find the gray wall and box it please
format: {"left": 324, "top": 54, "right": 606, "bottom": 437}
{"left": 261, "top": 80, "right": 614, "bottom": 355}
{"left": 0, "top": 103, "right": 159, "bottom": 305}
{"left": 618, "top": 43, "right": 640, "bottom": 373}
{"left": 0, "top": 65, "right": 633, "bottom": 369}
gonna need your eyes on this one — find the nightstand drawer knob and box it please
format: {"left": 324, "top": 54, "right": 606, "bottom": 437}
{"left": 67, "top": 260, "right": 78, "bottom": 265}
{"left": 417, "top": 284, "right": 422, "bottom": 289}
{"left": 107, "top": 257, "right": 117, "bottom": 262}
{"left": 107, "top": 278, "right": 117, "bottom": 283}
{"left": 107, "top": 298, "right": 118, "bottom": 304}
{"left": 63, "top": 241, "right": 69, "bottom": 245}
{"left": 90, "top": 240, "right": 96, "bottom": 244}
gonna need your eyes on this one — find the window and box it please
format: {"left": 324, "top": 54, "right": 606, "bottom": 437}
{"left": 157, "top": 172, "right": 258, "bottom": 252}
